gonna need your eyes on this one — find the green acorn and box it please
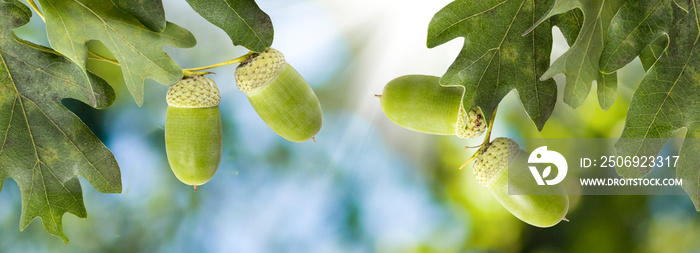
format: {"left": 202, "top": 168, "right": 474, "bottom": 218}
{"left": 165, "top": 75, "right": 222, "bottom": 189}
{"left": 379, "top": 75, "right": 486, "bottom": 138}
{"left": 235, "top": 48, "right": 322, "bottom": 142}
{"left": 473, "top": 137, "right": 569, "bottom": 227}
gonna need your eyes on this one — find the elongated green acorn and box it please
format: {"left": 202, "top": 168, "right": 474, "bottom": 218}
{"left": 165, "top": 75, "right": 222, "bottom": 188}
{"left": 473, "top": 138, "right": 569, "bottom": 227}
{"left": 235, "top": 48, "right": 322, "bottom": 142}
{"left": 379, "top": 75, "right": 486, "bottom": 138}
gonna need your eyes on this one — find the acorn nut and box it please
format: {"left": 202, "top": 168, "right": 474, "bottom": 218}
{"left": 165, "top": 75, "right": 222, "bottom": 188}
{"left": 379, "top": 75, "right": 486, "bottom": 138}
{"left": 473, "top": 137, "right": 569, "bottom": 227}
{"left": 234, "top": 48, "right": 323, "bottom": 142}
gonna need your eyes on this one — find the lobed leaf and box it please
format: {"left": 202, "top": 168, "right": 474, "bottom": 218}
{"left": 427, "top": 0, "right": 557, "bottom": 131}
{"left": 599, "top": 0, "right": 673, "bottom": 73}
{"left": 529, "top": 0, "right": 624, "bottom": 110}
{"left": 550, "top": 9, "right": 583, "bottom": 46}
{"left": 550, "top": 9, "right": 619, "bottom": 109}
{"left": 0, "top": 0, "right": 121, "bottom": 243}
{"left": 37, "top": 0, "right": 197, "bottom": 106}
{"left": 613, "top": 2, "right": 700, "bottom": 210}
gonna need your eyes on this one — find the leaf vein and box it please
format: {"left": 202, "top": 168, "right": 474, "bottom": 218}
{"left": 436, "top": 0, "right": 509, "bottom": 41}
{"left": 72, "top": 0, "right": 176, "bottom": 80}
{"left": 20, "top": 95, "right": 116, "bottom": 190}
{"left": 468, "top": 0, "right": 526, "bottom": 106}
{"left": 603, "top": 0, "right": 665, "bottom": 68}
{"left": 222, "top": 0, "right": 265, "bottom": 47}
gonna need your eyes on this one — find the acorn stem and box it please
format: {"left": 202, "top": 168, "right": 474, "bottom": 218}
{"left": 459, "top": 105, "right": 499, "bottom": 170}
{"left": 483, "top": 105, "right": 499, "bottom": 146}
{"left": 26, "top": 0, "right": 45, "bottom": 22}
{"left": 183, "top": 71, "right": 214, "bottom": 77}
{"left": 182, "top": 51, "right": 255, "bottom": 74}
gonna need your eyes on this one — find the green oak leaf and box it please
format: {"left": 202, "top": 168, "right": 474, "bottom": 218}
{"left": 427, "top": 0, "right": 557, "bottom": 130}
{"left": 599, "top": 0, "right": 673, "bottom": 73}
{"left": 0, "top": 0, "right": 121, "bottom": 243}
{"left": 639, "top": 36, "right": 669, "bottom": 72}
{"left": 528, "top": 0, "right": 624, "bottom": 110}
{"left": 185, "top": 0, "right": 273, "bottom": 52}
{"left": 550, "top": 9, "right": 617, "bottom": 109}
{"left": 110, "top": 0, "right": 166, "bottom": 32}
{"left": 551, "top": 9, "right": 584, "bottom": 45}
{"left": 37, "top": 0, "right": 197, "bottom": 106}
{"left": 678, "top": 124, "right": 700, "bottom": 211}
{"left": 612, "top": 2, "right": 700, "bottom": 210}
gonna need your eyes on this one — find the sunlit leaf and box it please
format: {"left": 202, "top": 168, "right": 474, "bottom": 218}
{"left": 427, "top": 0, "right": 557, "bottom": 130}
{"left": 529, "top": 0, "right": 624, "bottom": 110}
{"left": 0, "top": 0, "right": 121, "bottom": 243}
{"left": 599, "top": 0, "right": 673, "bottom": 73}
{"left": 38, "top": 0, "right": 196, "bottom": 106}
{"left": 610, "top": 2, "right": 700, "bottom": 210}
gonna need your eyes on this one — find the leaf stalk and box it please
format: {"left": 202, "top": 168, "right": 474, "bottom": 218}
{"left": 182, "top": 51, "right": 254, "bottom": 76}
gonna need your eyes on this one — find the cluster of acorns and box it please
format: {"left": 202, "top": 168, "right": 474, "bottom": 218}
{"left": 378, "top": 75, "right": 569, "bottom": 227}
{"left": 164, "top": 50, "right": 570, "bottom": 227}
{"left": 164, "top": 48, "right": 322, "bottom": 190}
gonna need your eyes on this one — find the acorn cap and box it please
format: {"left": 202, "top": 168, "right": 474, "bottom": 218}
{"left": 235, "top": 48, "right": 286, "bottom": 94}
{"left": 473, "top": 137, "right": 519, "bottom": 186}
{"left": 166, "top": 75, "right": 221, "bottom": 108}
{"left": 456, "top": 106, "right": 487, "bottom": 139}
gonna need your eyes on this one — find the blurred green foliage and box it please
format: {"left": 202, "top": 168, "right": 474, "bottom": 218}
{"left": 3, "top": 1, "right": 700, "bottom": 252}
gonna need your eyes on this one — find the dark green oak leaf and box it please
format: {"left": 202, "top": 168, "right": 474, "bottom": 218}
{"left": 186, "top": 0, "right": 273, "bottom": 52}
{"left": 639, "top": 36, "right": 669, "bottom": 72}
{"left": 550, "top": 9, "right": 617, "bottom": 109}
{"left": 110, "top": 0, "right": 166, "bottom": 32}
{"left": 0, "top": 0, "right": 120, "bottom": 243}
{"left": 37, "top": 0, "right": 196, "bottom": 106}
{"left": 427, "top": 0, "right": 556, "bottom": 130}
{"left": 678, "top": 124, "right": 700, "bottom": 211}
{"left": 612, "top": 2, "right": 700, "bottom": 210}
{"left": 551, "top": 9, "right": 584, "bottom": 45}
{"left": 528, "top": 0, "right": 624, "bottom": 110}
{"left": 599, "top": 0, "right": 674, "bottom": 73}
